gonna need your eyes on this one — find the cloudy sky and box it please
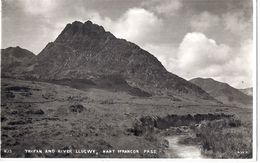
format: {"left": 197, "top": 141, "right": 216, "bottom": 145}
{"left": 1, "top": 0, "right": 253, "bottom": 88}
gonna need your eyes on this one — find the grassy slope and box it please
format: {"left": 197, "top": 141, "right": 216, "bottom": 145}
{"left": 1, "top": 78, "right": 252, "bottom": 158}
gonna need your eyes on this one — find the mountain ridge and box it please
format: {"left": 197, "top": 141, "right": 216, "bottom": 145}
{"left": 1, "top": 46, "right": 35, "bottom": 76}
{"left": 190, "top": 77, "right": 252, "bottom": 107}
{"left": 239, "top": 87, "right": 253, "bottom": 96}
{"left": 3, "top": 20, "right": 218, "bottom": 103}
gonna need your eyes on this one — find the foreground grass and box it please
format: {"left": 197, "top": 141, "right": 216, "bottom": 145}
{"left": 134, "top": 113, "right": 252, "bottom": 159}
{"left": 196, "top": 124, "right": 252, "bottom": 158}
{"left": 178, "top": 118, "right": 252, "bottom": 158}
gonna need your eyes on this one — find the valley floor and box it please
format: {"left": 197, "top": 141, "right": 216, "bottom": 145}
{"left": 1, "top": 78, "right": 252, "bottom": 158}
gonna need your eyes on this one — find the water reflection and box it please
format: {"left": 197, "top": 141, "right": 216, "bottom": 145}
{"left": 165, "top": 136, "right": 207, "bottom": 159}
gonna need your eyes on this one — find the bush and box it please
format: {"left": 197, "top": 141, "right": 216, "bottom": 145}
{"left": 195, "top": 123, "right": 252, "bottom": 158}
{"left": 69, "top": 104, "right": 85, "bottom": 113}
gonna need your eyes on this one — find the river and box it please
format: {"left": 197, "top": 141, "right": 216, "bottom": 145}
{"left": 165, "top": 135, "right": 206, "bottom": 159}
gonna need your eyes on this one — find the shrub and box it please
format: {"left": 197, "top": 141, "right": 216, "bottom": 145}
{"left": 69, "top": 104, "right": 85, "bottom": 113}
{"left": 195, "top": 123, "right": 251, "bottom": 158}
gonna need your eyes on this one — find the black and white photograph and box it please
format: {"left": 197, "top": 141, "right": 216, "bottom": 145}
{"left": 0, "top": 0, "right": 257, "bottom": 159}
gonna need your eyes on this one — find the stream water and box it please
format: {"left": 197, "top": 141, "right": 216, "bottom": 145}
{"left": 165, "top": 135, "right": 206, "bottom": 159}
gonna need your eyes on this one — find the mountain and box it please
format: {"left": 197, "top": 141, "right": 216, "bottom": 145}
{"left": 239, "top": 87, "right": 253, "bottom": 96}
{"left": 1, "top": 46, "right": 35, "bottom": 76}
{"left": 190, "top": 78, "right": 252, "bottom": 107}
{"left": 9, "top": 20, "right": 217, "bottom": 103}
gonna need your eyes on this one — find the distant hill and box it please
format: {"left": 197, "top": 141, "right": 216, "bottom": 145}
{"left": 190, "top": 78, "right": 252, "bottom": 107}
{"left": 239, "top": 87, "right": 253, "bottom": 96}
{"left": 2, "top": 20, "right": 218, "bottom": 103}
{"left": 1, "top": 46, "right": 35, "bottom": 76}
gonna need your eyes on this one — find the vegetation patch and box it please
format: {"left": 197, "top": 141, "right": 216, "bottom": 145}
{"left": 137, "top": 113, "right": 235, "bottom": 130}
{"left": 128, "top": 113, "right": 251, "bottom": 158}
{"left": 5, "top": 86, "right": 31, "bottom": 92}
{"left": 25, "top": 109, "right": 45, "bottom": 115}
{"left": 69, "top": 104, "right": 85, "bottom": 113}
{"left": 193, "top": 122, "right": 252, "bottom": 158}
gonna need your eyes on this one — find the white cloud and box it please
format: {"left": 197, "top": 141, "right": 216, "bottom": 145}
{"left": 143, "top": 32, "right": 253, "bottom": 88}
{"left": 190, "top": 11, "right": 220, "bottom": 32}
{"left": 223, "top": 39, "right": 253, "bottom": 87}
{"left": 177, "top": 32, "right": 232, "bottom": 70}
{"left": 112, "top": 8, "right": 163, "bottom": 45}
{"left": 89, "top": 8, "right": 163, "bottom": 46}
{"left": 141, "top": 0, "right": 182, "bottom": 16}
{"left": 176, "top": 33, "right": 253, "bottom": 88}
{"left": 143, "top": 43, "right": 178, "bottom": 70}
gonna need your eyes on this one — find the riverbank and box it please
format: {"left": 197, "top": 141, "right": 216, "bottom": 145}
{"left": 133, "top": 113, "right": 252, "bottom": 158}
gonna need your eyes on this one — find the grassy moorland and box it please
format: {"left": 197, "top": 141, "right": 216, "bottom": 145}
{"left": 1, "top": 78, "right": 252, "bottom": 158}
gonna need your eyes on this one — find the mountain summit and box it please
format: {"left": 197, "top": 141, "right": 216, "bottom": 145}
{"left": 55, "top": 21, "right": 115, "bottom": 45}
{"left": 7, "top": 21, "right": 217, "bottom": 102}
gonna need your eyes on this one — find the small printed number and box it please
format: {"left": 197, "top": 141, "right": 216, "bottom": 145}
{"left": 237, "top": 151, "right": 249, "bottom": 154}
{"left": 3, "top": 149, "right": 12, "bottom": 153}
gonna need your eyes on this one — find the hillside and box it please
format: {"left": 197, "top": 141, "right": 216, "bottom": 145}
{"left": 190, "top": 78, "right": 252, "bottom": 107}
{"left": 239, "top": 87, "right": 253, "bottom": 96}
{"left": 1, "top": 46, "right": 35, "bottom": 76}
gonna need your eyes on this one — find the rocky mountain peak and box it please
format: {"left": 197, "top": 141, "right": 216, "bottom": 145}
{"left": 55, "top": 20, "right": 115, "bottom": 45}
{"left": 6, "top": 21, "right": 218, "bottom": 103}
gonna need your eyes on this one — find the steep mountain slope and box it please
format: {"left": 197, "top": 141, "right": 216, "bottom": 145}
{"left": 16, "top": 21, "right": 216, "bottom": 102}
{"left": 1, "top": 46, "right": 35, "bottom": 76}
{"left": 190, "top": 78, "right": 252, "bottom": 107}
{"left": 239, "top": 87, "right": 253, "bottom": 96}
